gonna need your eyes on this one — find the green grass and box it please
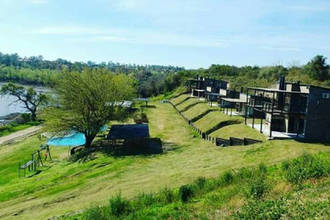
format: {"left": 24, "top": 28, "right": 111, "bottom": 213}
{"left": 210, "top": 124, "right": 266, "bottom": 141}
{"left": 176, "top": 97, "right": 201, "bottom": 112}
{"left": 182, "top": 103, "right": 216, "bottom": 120}
{"left": 173, "top": 94, "right": 264, "bottom": 140}
{"left": 0, "top": 99, "right": 329, "bottom": 219}
{"left": 171, "top": 94, "right": 190, "bottom": 106}
{"left": 194, "top": 111, "right": 243, "bottom": 133}
{"left": 70, "top": 152, "right": 330, "bottom": 219}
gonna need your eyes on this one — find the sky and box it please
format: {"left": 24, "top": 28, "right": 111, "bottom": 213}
{"left": 0, "top": 0, "right": 329, "bottom": 68}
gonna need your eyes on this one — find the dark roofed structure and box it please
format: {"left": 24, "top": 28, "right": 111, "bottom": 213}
{"left": 107, "top": 124, "right": 150, "bottom": 140}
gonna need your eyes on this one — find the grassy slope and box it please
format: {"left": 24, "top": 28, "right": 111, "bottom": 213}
{"left": 73, "top": 153, "right": 330, "bottom": 219}
{"left": 0, "top": 100, "right": 329, "bottom": 219}
{"left": 173, "top": 94, "right": 265, "bottom": 140}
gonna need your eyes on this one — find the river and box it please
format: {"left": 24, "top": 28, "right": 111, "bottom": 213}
{"left": 0, "top": 83, "right": 49, "bottom": 117}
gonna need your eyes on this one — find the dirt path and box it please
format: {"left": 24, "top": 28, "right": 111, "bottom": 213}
{"left": 0, "top": 126, "right": 42, "bottom": 146}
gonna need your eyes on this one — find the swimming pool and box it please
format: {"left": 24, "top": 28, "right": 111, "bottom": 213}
{"left": 47, "top": 125, "right": 108, "bottom": 146}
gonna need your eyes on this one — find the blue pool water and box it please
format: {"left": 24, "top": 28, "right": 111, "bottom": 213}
{"left": 47, "top": 125, "right": 108, "bottom": 146}
{"left": 47, "top": 132, "right": 86, "bottom": 146}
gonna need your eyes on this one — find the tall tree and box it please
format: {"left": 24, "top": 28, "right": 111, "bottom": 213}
{"left": 0, "top": 83, "right": 48, "bottom": 121}
{"left": 304, "top": 55, "right": 329, "bottom": 81}
{"left": 43, "top": 68, "right": 135, "bottom": 148}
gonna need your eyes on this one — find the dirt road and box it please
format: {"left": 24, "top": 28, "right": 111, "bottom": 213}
{"left": 0, "top": 126, "right": 42, "bottom": 146}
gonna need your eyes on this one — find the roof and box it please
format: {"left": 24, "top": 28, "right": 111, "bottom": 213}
{"left": 106, "top": 101, "right": 133, "bottom": 108}
{"left": 107, "top": 124, "right": 150, "bottom": 140}
{"left": 135, "top": 98, "right": 149, "bottom": 102}
{"left": 221, "top": 97, "right": 247, "bottom": 103}
{"left": 248, "top": 87, "right": 309, "bottom": 95}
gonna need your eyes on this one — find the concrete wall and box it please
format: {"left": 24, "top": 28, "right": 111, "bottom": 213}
{"left": 304, "top": 87, "right": 330, "bottom": 141}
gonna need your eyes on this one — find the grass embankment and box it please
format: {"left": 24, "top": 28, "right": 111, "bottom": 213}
{"left": 71, "top": 153, "right": 330, "bottom": 219}
{"left": 0, "top": 98, "right": 329, "bottom": 219}
{"left": 171, "top": 94, "right": 265, "bottom": 140}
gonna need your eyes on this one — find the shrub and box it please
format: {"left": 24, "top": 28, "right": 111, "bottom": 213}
{"left": 220, "top": 170, "right": 234, "bottom": 185}
{"left": 236, "top": 167, "right": 253, "bottom": 180}
{"left": 282, "top": 154, "right": 329, "bottom": 185}
{"left": 136, "top": 193, "right": 155, "bottom": 207}
{"left": 109, "top": 194, "right": 131, "bottom": 217}
{"left": 235, "top": 198, "right": 287, "bottom": 219}
{"left": 85, "top": 206, "right": 107, "bottom": 220}
{"left": 258, "top": 163, "right": 267, "bottom": 174}
{"left": 194, "top": 177, "right": 207, "bottom": 190}
{"left": 133, "top": 112, "right": 148, "bottom": 124}
{"left": 159, "top": 187, "right": 175, "bottom": 204}
{"left": 179, "top": 184, "right": 194, "bottom": 203}
{"left": 246, "top": 176, "right": 268, "bottom": 199}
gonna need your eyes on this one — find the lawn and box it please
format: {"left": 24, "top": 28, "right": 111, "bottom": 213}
{"left": 194, "top": 111, "right": 243, "bottom": 133}
{"left": 210, "top": 124, "right": 266, "bottom": 141}
{"left": 182, "top": 102, "right": 215, "bottom": 120}
{"left": 176, "top": 97, "right": 201, "bottom": 112}
{"left": 171, "top": 94, "right": 190, "bottom": 106}
{"left": 0, "top": 100, "right": 329, "bottom": 219}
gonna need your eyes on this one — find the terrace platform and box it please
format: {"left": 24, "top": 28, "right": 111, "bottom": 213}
{"left": 247, "top": 123, "right": 305, "bottom": 140}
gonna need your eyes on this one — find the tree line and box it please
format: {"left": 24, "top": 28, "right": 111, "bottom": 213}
{"left": 180, "top": 55, "right": 330, "bottom": 90}
{"left": 0, "top": 52, "right": 185, "bottom": 97}
{"left": 0, "top": 52, "right": 329, "bottom": 97}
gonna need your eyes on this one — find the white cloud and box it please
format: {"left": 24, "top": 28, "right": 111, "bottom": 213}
{"left": 31, "top": 25, "right": 228, "bottom": 48}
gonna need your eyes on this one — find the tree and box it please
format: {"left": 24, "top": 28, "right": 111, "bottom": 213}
{"left": 43, "top": 68, "right": 136, "bottom": 148}
{"left": 304, "top": 55, "right": 329, "bottom": 81}
{"left": 0, "top": 83, "right": 48, "bottom": 121}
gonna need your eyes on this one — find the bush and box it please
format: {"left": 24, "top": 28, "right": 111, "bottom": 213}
{"left": 133, "top": 112, "right": 148, "bottom": 124}
{"left": 136, "top": 193, "right": 155, "bottom": 207}
{"left": 159, "top": 187, "right": 175, "bottom": 204}
{"left": 179, "top": 184, "right": 194, "bottom": 203}
{"left": 109, "top": 194, "right": 131, "bottom": 217}
{"left": 194, "top": 177, "right": 206, "bottom": 190}
{"left": 220, "top": 171, "right": 234, "bottom": 185}
{"left": 235, "top": 198, "right": 287, "bottom": 219}
{"left": 85, "top": 206, "right": 107, "bottom": 220}
{"left": 282, "top": 154, "right": 329, "bottom": 185}
{"left": 246, "top": 176, "right": 268, "bottom": 199}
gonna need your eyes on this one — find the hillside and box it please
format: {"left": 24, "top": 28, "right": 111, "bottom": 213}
{"left": 0, "top": 94, "right": 329, "bottom": 219}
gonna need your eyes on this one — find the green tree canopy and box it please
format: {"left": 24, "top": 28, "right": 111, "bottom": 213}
{"left": 43, "top": 68, "right": 136, "bottom": 148}
{"left": 303, "top": 55, "right": 329, "bottom": 81}
{"left": 0, "top": 83, "right": 48, "bottom": 121}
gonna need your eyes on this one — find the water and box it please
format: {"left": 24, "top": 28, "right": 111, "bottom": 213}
{"left": 0, "top": 83, "right": 49, "bottom": 117}
{"left": 47, "top": 126, "right": 108, "bottom": 147}
{"left": 47, "top": 132, "right": 86, "bottom": 147}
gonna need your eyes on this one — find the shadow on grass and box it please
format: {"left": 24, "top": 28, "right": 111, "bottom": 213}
{"left": 141, "top": 105, "right": 157, "bottom": 109}
{"left": 69, "top": 138, "right": 163, "bottom": 162}
{"left": 205, "top": 119, "right": 242, "bottom": 135}
{"left": 293, "top": 138, "right": 330, "bottom": 146}
{"left": 190, "top": 109, "right": 217, "bottom": 123}
{"left": 175, "top": 97, "right": 191, "bottom": 106}
{"left": 179, "top": 101, "right": 204, "bottom": 113}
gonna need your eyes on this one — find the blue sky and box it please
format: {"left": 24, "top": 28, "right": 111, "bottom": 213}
{"left": 0, "top": 0, "right": 329, "bottom": 68}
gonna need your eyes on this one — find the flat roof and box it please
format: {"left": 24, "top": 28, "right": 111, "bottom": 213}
{"left": 135, "top": 98, "right": 149, "bottom": 102}
{"left": 248, "top": 87, "right": 309, "bottom": 94}
{"left": 221, "top": 97, "right": 247, "bottom": 103}
{"left": 107, "top": 124, "right": 150, "bottom": 140}
{"left": 106, "top": 101, "right": 133, "bottom": 108}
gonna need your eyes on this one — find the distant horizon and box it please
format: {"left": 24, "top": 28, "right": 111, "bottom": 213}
{"left": 1, "top": 50, "right": 324, "bottom": 70}
{"left": 1, "top": 0, "right": 329, "bottom": 68}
